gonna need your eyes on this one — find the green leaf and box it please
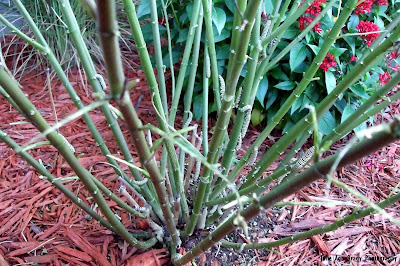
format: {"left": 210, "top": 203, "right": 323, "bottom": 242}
{"left": 341, "top": 104, "right": 355, "bottom": 123}
{"left": 256, "top": 76, "right": 269, "bottom": 107}
{"left": 325, "top": 71, "right": 336, "bottom": 94}
{"left": 177, "top": 28, "right": 189, "bottom": 43}
{"left": 271, "top": 68, "right": 289, "bottom": 81}
{"left": 307, "top": 44, "right": 320, "bottom": 55}
{"left": 290, "top": 43, "right": 307, "bottom": 71}
{"left": 318, "top": 111, "right": 336, "bottom": 135}
{"left": 344, "top": 36, "right": 356, "bottom": 55}
{"left": 263, "top": 0, "right": 276, "bottom": 14}
{"left": 212, "top": 25, "right": 230, "bottom": 42}
{"left": 193, "top": 94, "right": 203, "bottom": 120}
{"left": 225, "top": 0, "right": 235, "bottom": 12}
{"left": 212, "top": 7, "right": 226, "bottom": 35}
{"left": 330, "top": 48, "right": 347, "bottom": 57}
{"left": 291, "top": 94, "right": 303, "bottom": 115}
{"left": 350, "top": 83, "right": 370, "bottom": 99}
{"left": 251, "top": 107, "right": 266, "bottom": 126}
{"left": 281, "top": 27, "right": 298, "bottom": 39}
{"left": 274, "top": 81, "right": 296, "bottom": 90}
{"left": 347, "top": 15, "right": 359, "bottom": 30}
{"left": 137, "top": 0, "right": 151, "bottom": 19}
{"left": 265, "top": 89, "right": 278, "bottom": 109}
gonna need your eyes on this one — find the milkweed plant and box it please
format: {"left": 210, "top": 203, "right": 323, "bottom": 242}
{"left": 1, "top": 0, "right": 400, "bottom": 264}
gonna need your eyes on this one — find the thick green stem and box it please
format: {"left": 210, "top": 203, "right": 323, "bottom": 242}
{"left": 97, "top": 0, "right": 181, "bottom": 248}
{"left": 149, "top": 0, "right": 168, "bottom": 114}
{"left": 169, "top": 0, "right": 202, "bottom": 123}
{"left": 96, "top": 0, "right": 124, "bottom": 98}
{"left": 179, "top": 11, "right": 204, "bottom": 176}
{"left": 175, "top": 117, "right": 400, "bottom": 265}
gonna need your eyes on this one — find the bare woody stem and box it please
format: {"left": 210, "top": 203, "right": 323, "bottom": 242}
{"left": 175, "top": 117, "right": 400, "bottom": 265}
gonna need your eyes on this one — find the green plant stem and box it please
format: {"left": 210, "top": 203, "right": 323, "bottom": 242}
{"left": 219, "top": 9, "right": 261, "bottom": 177}
{"left": 95, "top": 1, "right": 124, "bottom": 98}
{"left": 272, "top": 0, "right": 292, "bottom": 31}
{"left": 203, "top": 45, "right": 209, "bottom": 156}
{"left": 161, "top": 0, "right": 176, "bottom": 95}
{"left": 122, "top": 0, "right": 186, "bottom": 216}
{"left": 168, "top": 0, "right": 201, "bottom": 123}
{"left": 211, "top": 0, "right": 343, "bottom": 198}
{"left": 179, "top": 11, "right": 204, "bottom": 175}
{"left": 0, "top": 86, "right": 23, "bottom": 114}
{"left": 0, "top": 66, "right": 155, "bottom": 250}
{"left": 201, "top": 0, "right": 221, "bottom": 110}
{"left": 205, "top": 166, "right": 291, "bottom": 206}
{"left": 117, "top": 91, "right": 181, "bottom": 248}
{"left": 185, "top": 0, "right": 263, "bottom": 236}
{"left": 221, "top": 190, "right": 400, "bottom": 249}
{"left": 175, "top": 117, "right": 400, "bottom": 265}
{"left": 149, "top": 0, "right": 168, "bottom": 114}
{"left": 59, "top": 0, "right": 159, "bottom": 215}
{"left": 0, "top": 130, "right": 117, "bottom": 232}
{"left": 97, "top": 0, "right": 181, "bottom": 248}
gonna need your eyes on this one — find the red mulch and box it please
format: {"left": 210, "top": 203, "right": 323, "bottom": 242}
{"left": 1, "top": 42, "right": 400, "bottom": 265}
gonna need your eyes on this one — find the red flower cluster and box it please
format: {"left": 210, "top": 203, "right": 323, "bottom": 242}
{"left": 354, "top": 0, "right": 388, "bottom": 15}
{"left": 354, "top": 0, "right": 373, "bottom": 15}
{"left": 319, "top": 53, "right": 337, "bottom": 72}
{"left": 375, "top": 0, "right": 388, "bottom": 5}
{"left": 356, "top": 21, "right": 380, "bottom": 46}
{"left": 298, "top": 0, "right": 326, "bottom": 33}
{"left": 379, "top": 72, "right": 391, "bottom": 86}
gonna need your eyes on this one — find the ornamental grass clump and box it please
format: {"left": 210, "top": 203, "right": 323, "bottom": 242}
{"left": 1, "top": 0, "right": 400, "bottom": 264}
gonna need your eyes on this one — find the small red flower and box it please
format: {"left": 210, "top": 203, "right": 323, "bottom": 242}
{"left": 350, "top": 55, "right": 357, "bottom": 62}
{"left": 320, "top": 53, "right": 337, "bottom": 72}
{"left": 356, "top": 21, "right": 380, "bottom": 47}
{"left": 375, "top": 0, "right": 388, "bottom": 6}
{"left": 379, "top": 72, "right": 391, "bottom": 86}
{"left": 298, "top": 15, "right": 322, "bottom": 33}
{"left": 354, "top": 0, "right": 373, "bottom": 15}
{"left": 158, "top": 17, "right": 166, "bottom": 27}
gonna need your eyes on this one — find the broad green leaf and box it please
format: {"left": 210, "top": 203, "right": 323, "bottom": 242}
{"left": 265, "top": 88, "right": 278, "bottom": 109}
{"left": 256, "top": 76, "right": 269, "bottom": 107}
{"left": 212, "top": 7, "right": 226, "bottom": 35}
{"left": 347, "top": 15, "right": 359, "bottom": 30}
{"left": 290, "top": 43, "right": 307, "bottom": 71}
{"left": 330, "top": 48, "right": 347, "bottom": 57}
{"left": 271, "top": 68, "right": 289, "bottom": 81}
{"left": 344, "top": 36, "right": 356, "bottom": 55}
{"left": 225, "top": 0, "right": 235, "bottom": 12}
{"left": 325, "top": 71, "right": 336, "bottom": 94}
{"left": 137, "top": 0, "right": 150, "bottom": 19}
{"left": 307, "top": 44, "right": 320, "bottom": 55}
{"left": 341, "top": 104, "right": 355, "bottom": 123}
{"left": 212, "top": 25, "right": 230, "bottom": 42}
{"left": 274, "top": 81, "right": 296, "bottom": 90}
{"left": 318, "top": 110, "right": 336, "bottom": 135}
{"left": 291, "top": 94, "right": 303, "bottom": 115}
{"left": 282, "top": 27, "right": 298, "bottom": 39}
